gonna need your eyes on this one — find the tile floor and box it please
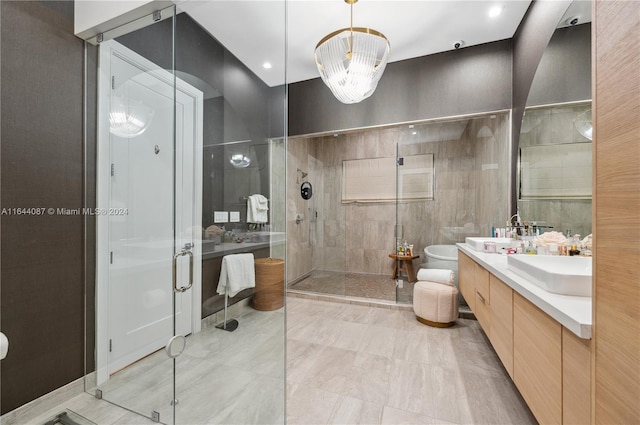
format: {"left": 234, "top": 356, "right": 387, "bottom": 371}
{"left": 7, "top": 296, "right": 536, "bottom": 425}
{"left": 286, "top": 297, "right": 536, "bottom": 425}
{"left": 288, "top": 270, "right": 415, "bottom": 304}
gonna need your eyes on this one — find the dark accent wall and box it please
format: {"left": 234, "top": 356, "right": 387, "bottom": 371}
{"left": 526, "top": 22, "right": 591, "bottom": 106}
{"left": 116, "top": 13, "right": 282, "bottom": 228}
{"left": 288, "top": 39, "right": 513, "bottom": 136}
{"left": 114, "top": 13, "right": 284, "bottom": 320}
{"left": 0, "top": 0, "right": 84, "bottom": 414}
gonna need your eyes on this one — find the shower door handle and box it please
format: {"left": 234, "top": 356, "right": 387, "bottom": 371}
{"left": 173, "top": 248, "right": 194, "bottom": 293}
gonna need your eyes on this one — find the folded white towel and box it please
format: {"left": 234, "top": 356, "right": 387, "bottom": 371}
{"left": 217, "top": 253, "right": 256, "bottom": 297}
{"left": 247, "top": 194, "right": 268, "bottom": 223}
{"left": 417, "top": 268, "right": 455, "bottom": 286}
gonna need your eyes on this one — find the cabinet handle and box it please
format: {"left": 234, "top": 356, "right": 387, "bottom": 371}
{"left": 477, "top": 291, "right": 486, "bottom": 303}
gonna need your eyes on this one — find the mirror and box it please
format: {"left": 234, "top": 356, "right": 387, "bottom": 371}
{"left": 517, "top": 1, "right": 592, "bottom": 238}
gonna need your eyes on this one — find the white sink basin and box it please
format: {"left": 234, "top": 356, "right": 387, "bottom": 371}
{"left": 507, "top": 255, "right": 592, "bottom": 296}
{"left": 465, "top": 237, "right": 514, "bottom": 252}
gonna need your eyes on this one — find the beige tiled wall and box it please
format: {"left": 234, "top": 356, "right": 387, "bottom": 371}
{"left": 287, "top": 113, "right": 511, "bottom": 283}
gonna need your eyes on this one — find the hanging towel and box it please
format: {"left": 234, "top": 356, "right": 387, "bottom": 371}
{"left": 416, "top": 269, "right": 455, "bottom": 286}
{"left": 216, "top": 253, "right": 256, "bottom": 297}
{"left": 247, "top": 194, "right": 269, "bottom": 223}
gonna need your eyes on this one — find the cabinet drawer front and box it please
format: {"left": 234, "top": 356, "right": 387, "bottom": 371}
{"left": 563, "top": 327, "right": 591, "bottom": 425}
{"left": 458, "top": 251, "right": 476, "bottom": 311}
{"left": 475, "top": 289, "right": 491, "bottom": 337}
{"left": 514, "top": 293, "right": 562, "bottom": 425}
{"left": 474, "top": 264, "right": 490, "bottom": 304}
{"left": 490, "top": 274, "right": 513, "bottom": 377}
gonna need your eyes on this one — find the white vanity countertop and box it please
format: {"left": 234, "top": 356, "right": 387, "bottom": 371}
{"left": 457, "top": 243, "right": 592, "bottom": 339}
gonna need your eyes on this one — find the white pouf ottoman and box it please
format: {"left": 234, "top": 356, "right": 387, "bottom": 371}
{"left": 413, "top": 280, "right": 459, "bottom": 327}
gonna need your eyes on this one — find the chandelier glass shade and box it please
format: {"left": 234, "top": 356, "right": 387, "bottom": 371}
{"left": 314, "top": 1, "right": 390, "bottom": 104}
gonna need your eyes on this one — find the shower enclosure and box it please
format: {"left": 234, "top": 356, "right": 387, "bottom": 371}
{"left": 287, "top": 112, "right": 511, "bottom": 306}
{"left": 83, "top": 4, "right": 286, "bottom": 424}
{"left": 395, "top": 112, "right": 511, "bottom": 304}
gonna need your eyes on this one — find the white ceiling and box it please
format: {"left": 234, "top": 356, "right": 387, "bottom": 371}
{"left": 176, "top": 0, "right": 534, "bottom": 87}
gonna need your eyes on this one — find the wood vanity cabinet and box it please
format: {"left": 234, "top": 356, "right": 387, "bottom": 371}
{"left": 562, "top": 327, "right": 591, "bottom": 425}
{"left": 489, "top": 275, "right": 513, "bottom": 377}
{"left": 458, "top": 251, "right": 476, "bottom": 311}
{"left": 457, "top": 250, "right": 591, "bottom": 425}
{"left": 459, "top": 251, "right": 491, "bottom": 337}
{"left": 514, "top": 293, "right": 562, "bottom": 425}
{"left": 474, "top": 265, "right": 491, "bottom": 337}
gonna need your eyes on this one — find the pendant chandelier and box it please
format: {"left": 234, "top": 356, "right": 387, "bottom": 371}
{"left": 314, "top": 0, "right": 390, "bottom": 104}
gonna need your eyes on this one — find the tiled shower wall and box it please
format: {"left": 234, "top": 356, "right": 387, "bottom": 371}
{"left": 396, "top": 114, "right": 511, "bottom": 258}
{"left": 287, "top": 113, "right": 510, "bottom": 283}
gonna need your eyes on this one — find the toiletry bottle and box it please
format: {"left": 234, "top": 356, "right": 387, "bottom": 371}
{"left": 569, "top": 235, "right": 581, "bottom": 256}
{"left": 403, "top": 241, "right": 409, "bottom": 256}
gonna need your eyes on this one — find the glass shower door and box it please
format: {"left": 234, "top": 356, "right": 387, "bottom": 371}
{"left": 85, "top": 2, "right": 287, "bottom": 424}
{"left": 86, "top": 6, "right": 199, "bottom": 423}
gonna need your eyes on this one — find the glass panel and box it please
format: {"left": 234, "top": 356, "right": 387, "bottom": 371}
{"left": 86, "top": 2, "right": 287, "bottom": 424}
{"left": 395, "top": 113, "right": 511, "bottom": 305}
{"left": 286, "top": 133, "right": 360, "bottom": 300}
{"left": 174, "top": 2, "right": 287, "bottom": 423}
{"left": 85, "top": 6, "right": 180, "bottom": 423}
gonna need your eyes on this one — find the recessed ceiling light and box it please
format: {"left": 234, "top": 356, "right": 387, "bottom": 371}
{"left": 262, "top": 62, "right": 272, "bottom": 69}
{"left": 488, "top": 5, "right": 503, "bottom": 18}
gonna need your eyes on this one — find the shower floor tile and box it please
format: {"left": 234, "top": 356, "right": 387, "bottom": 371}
{"left": 289, "top": 270, "right": 414, "bottom": 303}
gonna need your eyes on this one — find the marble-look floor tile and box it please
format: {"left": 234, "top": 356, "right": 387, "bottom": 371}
{"left": 386, "top": 359, "right": 433, "bottom": 415}
{"left": 456, "top": 370, "right": 536, "bottom": 425}
{"left": 334, "top": 303, "right": 381, "bottom": 325}
{"left": 287, "top": 382, "right": 340, "bottom": 425}
{"left": 327, "top": 320, "right": 369, "bottom": 351}
{"left": 343, "top": 352, "right": 392, "bottom": 405}
{"left": 286, "top": 339, "right": 328, "bottom": 384}
{"left": 301, "top": 345, "right": 359, "bottom": 394}
{"left": 358, "top": 324, "right": 397, "bottom": 358}
{"left": 14, "top": 296, "right": 536, "bottom": 425}
{"left": 329, "top": 396, "right": 384, "bottom": 425}
{"left": 380, "top": 406, "right": 456, "bottom": 425}
{"left": 428, "top": 364, "right": 465, "bottom": 423}
{"left": 202, "top": 374, "right": 285, "bottom": 425}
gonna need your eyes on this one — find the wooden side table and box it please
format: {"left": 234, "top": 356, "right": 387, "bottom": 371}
{"left": 389, "top": 253, "right": 420, "bottom": 282}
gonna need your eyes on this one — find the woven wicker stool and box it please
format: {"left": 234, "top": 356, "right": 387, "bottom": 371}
{"left": 413, "top": 280, "right": 459, "bottom": 327}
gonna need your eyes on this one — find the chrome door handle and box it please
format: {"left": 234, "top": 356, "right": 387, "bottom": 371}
{"left": 173, "top": 248, "right": 193, "bottom": 293}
